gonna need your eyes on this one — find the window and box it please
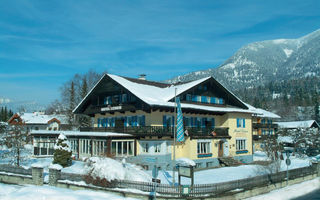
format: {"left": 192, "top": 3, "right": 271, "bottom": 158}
{"left": 186, "top": 94, "right": 192, "bottom": 101}
{"left": 122, "top": 94, "right": 127, "bottom": 103}
{"left": 141, "top": 142, "right": 149, "bottom": 153}
{"left": 92, "top": 140, "right": 107, "bottom": 156}
{"left": 201, "top": 96, "right": 208, "bottom": 103}
{"left": 197, "top": 140, "right": 212, "bottom": 154}
{"left": 262, "top": 129, "right": 266, "bottom": 135}
{"left": 236, "top": 139, "right": 246, "bottom": 151}
{"left": 111, "top": 140, "right": 134, "bottom": 157}
{"left": 137, "top": 115, "right": 145, "bottom": 126}
{"left": 154, "top": 143, "right": 161, "bottom": 153}
{"left": 269, "top": 130, "right": 273, "bottom": 135}
{"left": 261, "top": 119, "right": 266, "bottom": 124}
{"left": 236, "top": 118, "right": 246, "bottom": 128}
{"left": 33, "top": 136, "right": 55, "bottom": 156}
{"left": 218, "top": 98, "right": 224, "bottom": 104}
{"left": 163, "top": 115, "right": 174, "bottom": 127}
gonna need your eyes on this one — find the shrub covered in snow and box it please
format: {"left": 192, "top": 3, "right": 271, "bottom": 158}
{"left": 84, "top": 157, "right": 151, "bottom": 186}
{"left": 53, "top": 134, "right": 72, "bottom": 167}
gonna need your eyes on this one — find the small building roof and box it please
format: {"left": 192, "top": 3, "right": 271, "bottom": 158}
{"left": 8, "top": 113, "right": 68, "bottom": 125}
{"left": 30, "top": 130, "right": 133, "bottom": 137}
{"left": 276, "top": 120, "right": 319, "bottom": 129}
{"left": 245, "top": 104, "right": 281, "bottom": 119}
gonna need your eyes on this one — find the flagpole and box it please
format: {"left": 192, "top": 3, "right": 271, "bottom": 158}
{"left": 173, "top": 88, "right": 177, "bottom": 186}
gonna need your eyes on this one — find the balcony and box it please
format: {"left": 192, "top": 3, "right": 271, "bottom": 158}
{"left": 253, "top": 134, "right": 277, "bottom": 141}
{"left": 253, "top": 123, "right": 278, "bottom": 129}
{"left": 80, "top": 126, "right": 230, "bottom": 139}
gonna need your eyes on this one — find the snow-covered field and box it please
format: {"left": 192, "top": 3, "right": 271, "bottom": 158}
{"left": 0, "top": 183, "right": 138, "bottom": 200}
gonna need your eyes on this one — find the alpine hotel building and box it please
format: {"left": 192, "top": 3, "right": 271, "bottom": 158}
{"left": 32, "top": 73, "right": 273, "bottom": 169}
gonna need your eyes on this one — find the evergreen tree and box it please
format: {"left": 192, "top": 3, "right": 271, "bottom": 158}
{"left": 78, "top": 77, "right": 91, "bottom": 127}
{"left": 0, "top": 107, "right": 4, "bottom": 121}
{"left": 53, "top": 133, "right": 72, "bottom": 167}
{"left": 68, "top": 81, "right": 75, "bottom": 125}
{"left": 315, "top": 101, "right": 320, "bottom": 123}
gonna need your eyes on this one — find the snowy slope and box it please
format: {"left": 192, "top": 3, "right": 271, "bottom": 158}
{"left": 167, "top": 29, "right": 320, "bottom": 91}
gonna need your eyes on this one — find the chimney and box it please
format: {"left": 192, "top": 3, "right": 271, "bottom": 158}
{"left": 138, "top": 74, "right": 146, "bottom": 80}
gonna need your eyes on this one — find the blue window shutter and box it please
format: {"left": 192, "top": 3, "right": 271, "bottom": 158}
{"left": 237, "top": 118, "right": 240, "bottom": 128}
{"left": 243, "top": 118, "right": 245, "bottom": 128}
{"left": 133, "top": 116, "right": 138, "bottom": 127}
{"left": 201, "top": 118, "right": 206, "bottom": 128}
{"left": 112, "top": 118, "right": 115, "bottom": 127}
{"left": 192, "top": 95, "right": 197, "bottom": 102}
{"left": 211, "top": 118, "right": 215, "bottom": 128}
{"left": 172, "top": 116, "right": 175, "bottom": 127}
{"left": 186, "top": 94, "right": 191, "bottom": 101}
{"left": 97, "top": 118, "right": 101, "bottom": 127}
{"left": 163, "top": 115, "right": 167, "bottom": 127}
{"left": 141, "top": 115, "right": 145, "bottom": 126}
{"left": 124, "top": 117, "right": 127, "bottom": 127}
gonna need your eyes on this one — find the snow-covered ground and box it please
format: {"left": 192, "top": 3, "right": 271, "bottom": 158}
{"left": 0, "top": 183, "right": 138, "bottom": 200}
{"left": 0, "top": 145, "right": 314, "bottom": 186}
{"left": 247, "top": 177, "right": 320, "bottom": 200}
{"left": 153, "top": 151, "right": 312, "bottom": 185}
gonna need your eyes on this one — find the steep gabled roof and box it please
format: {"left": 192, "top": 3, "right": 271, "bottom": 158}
{"left": 74, "top": 73, "right": 253, "bottom": 114}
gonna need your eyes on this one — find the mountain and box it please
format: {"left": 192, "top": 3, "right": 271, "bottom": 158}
{"left": 167, "top": 29, "right": 320, "bottom": 91}
{"left": 0, "top": 99, "right": 46, "bottom": 113}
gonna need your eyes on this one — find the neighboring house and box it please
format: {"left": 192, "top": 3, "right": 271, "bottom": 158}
{"left": 276, "top": 120, "right": 319, "bottom": 130}
{"left": 248, "top": 106, "right": 281, "bottom": 152}
{"left": 8, "top": 112, "right": 68, "bottom": 132}
{"left": 31, "top": 73, "right": 259, "bottom": 169}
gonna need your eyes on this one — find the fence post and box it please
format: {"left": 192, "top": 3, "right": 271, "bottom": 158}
{"left": 32, "top": 167, "right": 44, "bottom": 186}
{"left": 49, "top": 168, "right": 61, "bottom": 186}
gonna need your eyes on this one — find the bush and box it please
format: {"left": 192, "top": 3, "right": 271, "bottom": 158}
{"left": 53, "top": 133, "right": 72, "bottom": 167}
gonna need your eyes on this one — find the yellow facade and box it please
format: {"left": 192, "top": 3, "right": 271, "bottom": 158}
{"left": 93, "top": 109, "right": 253, "bottom": 162}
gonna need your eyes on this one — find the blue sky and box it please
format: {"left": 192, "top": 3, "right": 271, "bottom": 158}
{"left": 0, "top": 0, "right": 320, "bottom": 106}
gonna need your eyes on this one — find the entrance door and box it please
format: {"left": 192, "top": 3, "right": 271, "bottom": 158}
{"left": 218, "top": 140, "right": 224, "bottom": 157}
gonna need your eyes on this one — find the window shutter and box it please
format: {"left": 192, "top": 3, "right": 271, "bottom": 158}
{"left": 243, "top": 118, "right": 245, "bottom": 128}
{"left": 201, "top": 118, "right": 206, "bottom": 128}
{"left": 124, "top": 117, "right": 127, "bottom": 127}
{"left": 237, "top": 118, "right": 240, "bottom": 128}
{"left": 133, "top": 116, "right": 138, "bottom": 127}
{"left": 97, "top": 118, "right": 101, "bottom": 128}
{"left": 163, "top": 115, "right": 167, "bottom": 127}
{"left": 211, "top": 118, "right": 215, "bottom": 128}
{"left": 172, "top": 116, "right": 175, "bottom": 127}
{"left": 141, "top": 115, "right": 145, "bottom": 126}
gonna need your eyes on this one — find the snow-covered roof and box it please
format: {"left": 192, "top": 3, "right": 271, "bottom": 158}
{"left": 276, "top": 120, "right": 319, "bottom": 129}
{"left": 74, "top": 73, "right": 255, "bottom": 114}
{"left": 277, "top": 136, "right": 294, "bottom": 144}
{"left": 109, "top": 74, "right": 211, "bottom": 105}
{"left": 30, "top": 130, "right": 133, "bottom": 137}
{"left": 18, "top": 113, "right": 68, "bottom": 125}
{"left": 245, "top": 104, "right": 281, "bottom": 119}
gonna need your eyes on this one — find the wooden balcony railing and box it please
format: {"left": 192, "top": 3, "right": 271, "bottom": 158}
{"left": 80, "top": 126, "right": 230, "bottom": 138}
{"left": 253, "top": 123, "right": 278, "bottom": 129}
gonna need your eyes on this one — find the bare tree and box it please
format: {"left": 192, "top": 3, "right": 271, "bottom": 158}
{"left": 258, "top": 135, "right": 283, "bottom": 174}
{"left": 1, "top": 123, "right": 28, "bottom": 166}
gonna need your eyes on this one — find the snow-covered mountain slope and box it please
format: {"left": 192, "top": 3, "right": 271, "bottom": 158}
{"left": 167, "top": 29, "right": 320, "bottom": 91}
